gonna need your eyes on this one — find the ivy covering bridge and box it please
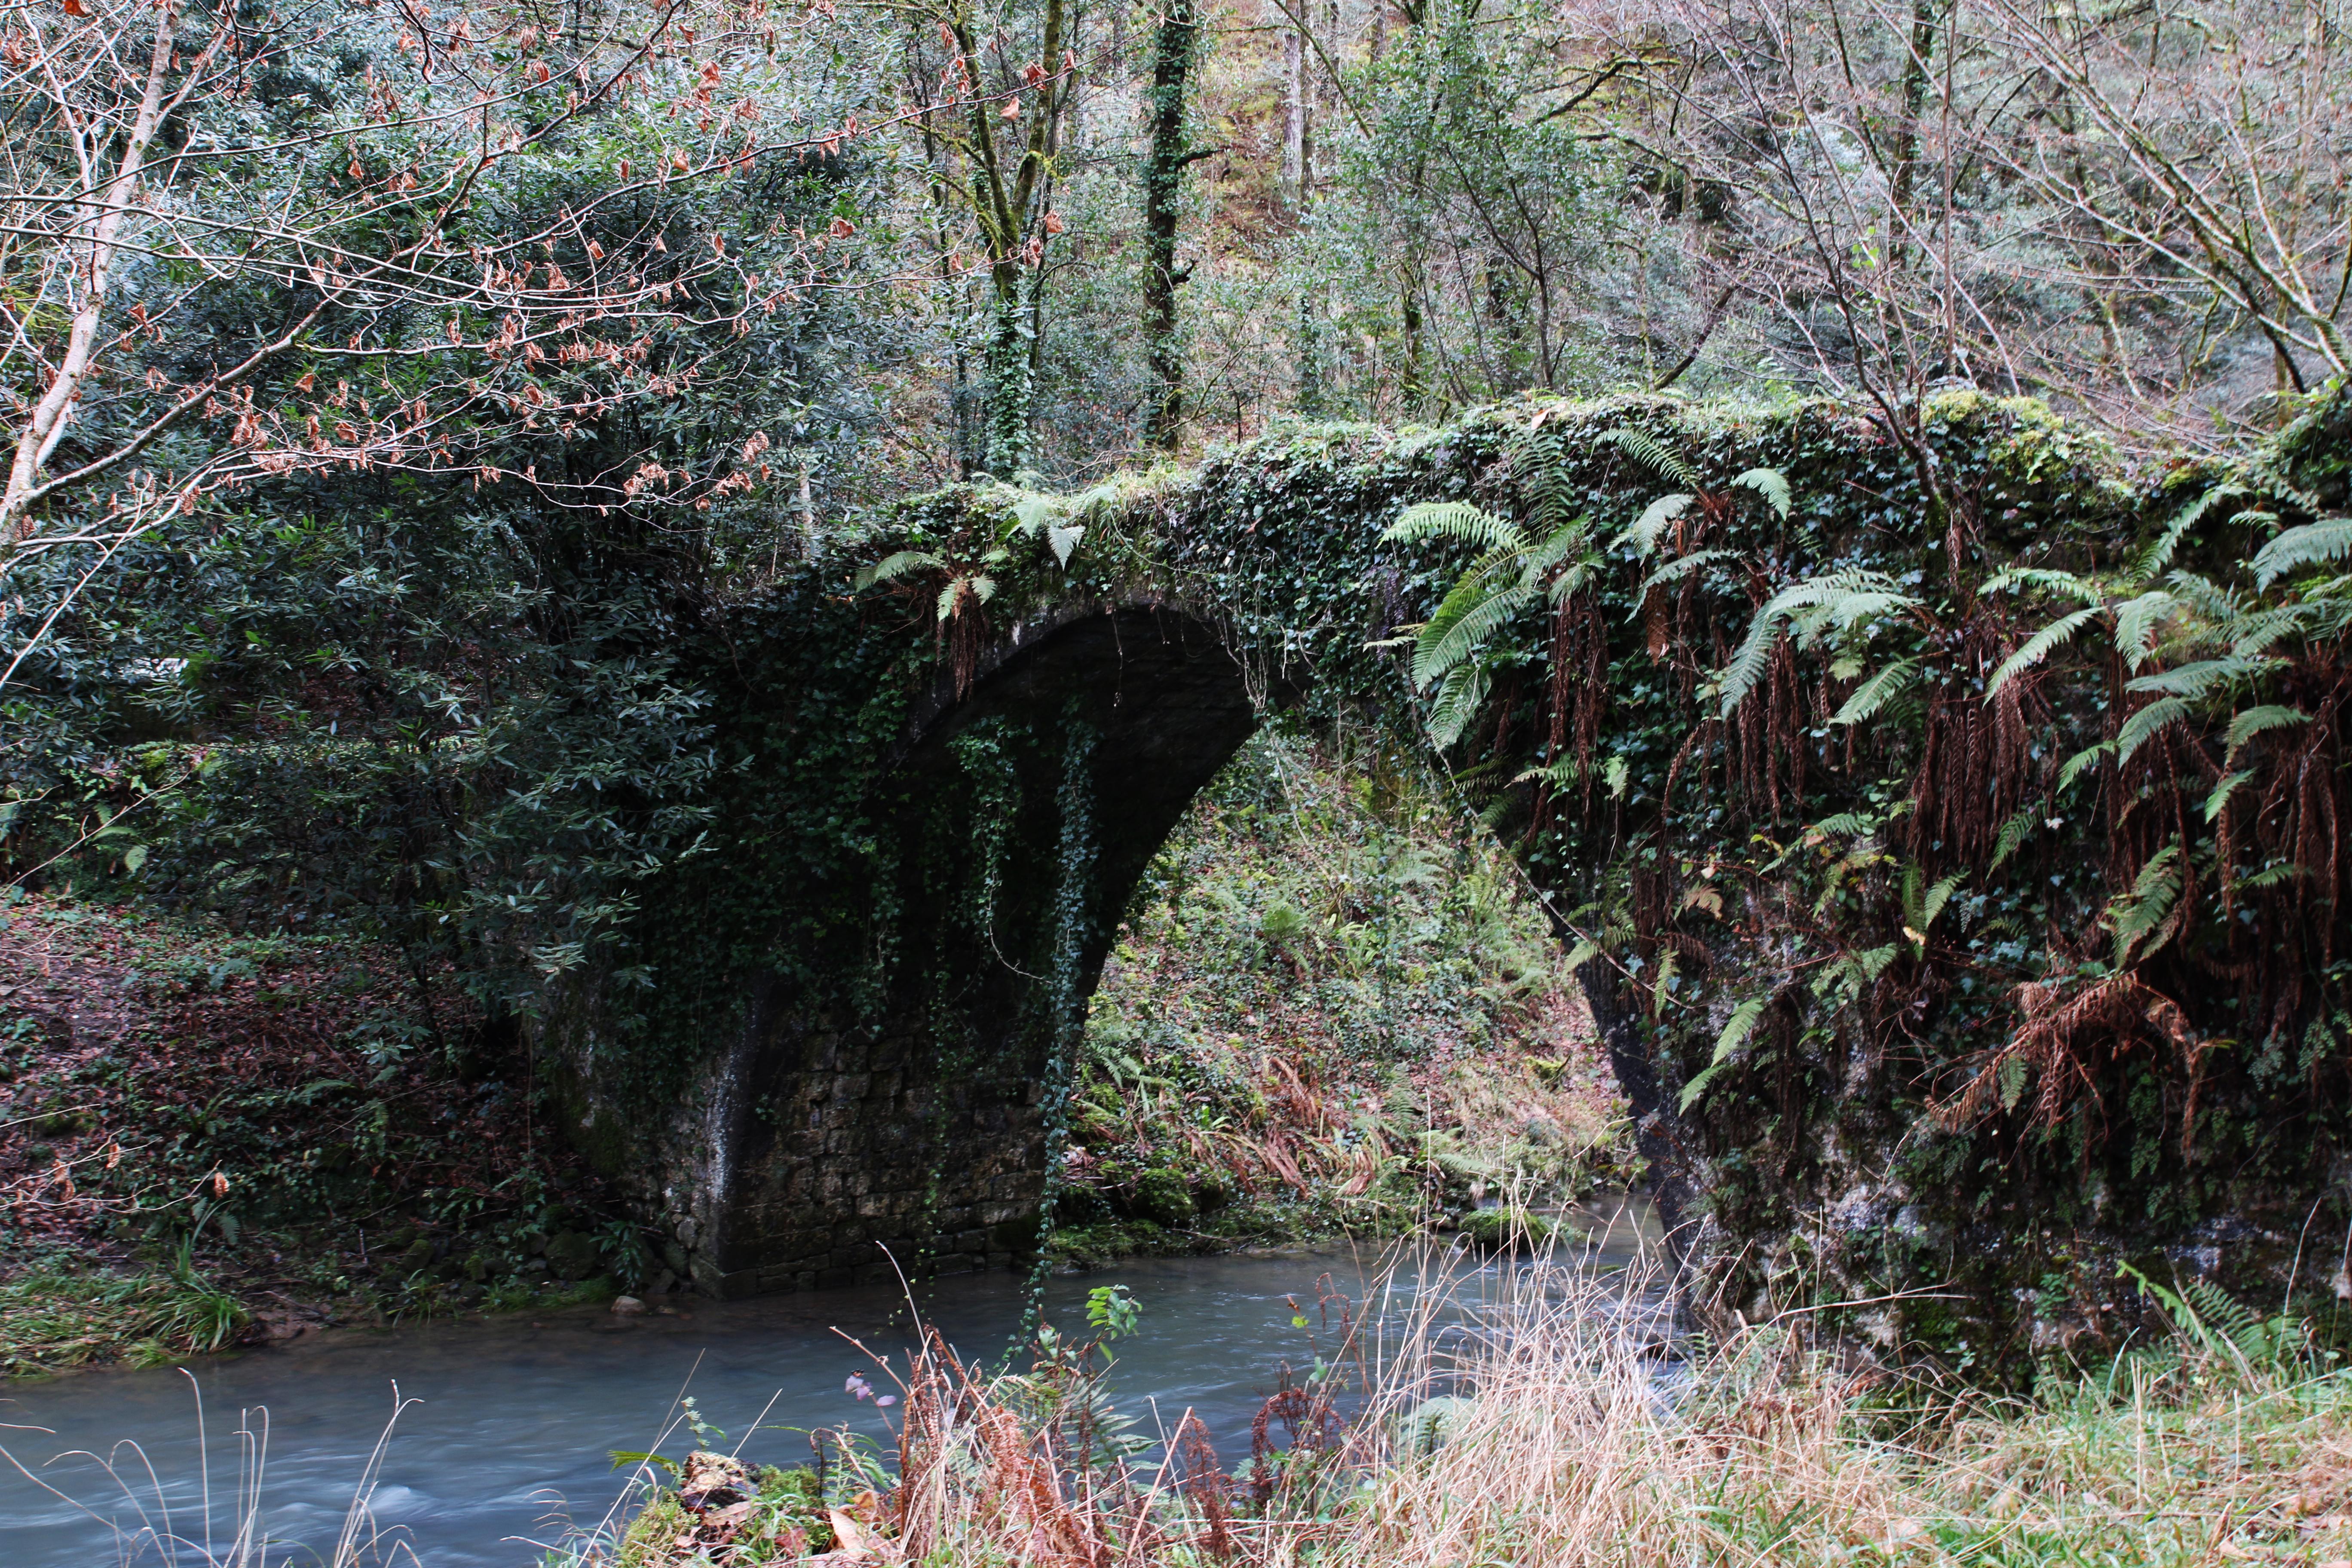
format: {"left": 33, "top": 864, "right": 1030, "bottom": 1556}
{"left": 511, "top": 386, "right": 2352, "bottom": 1362}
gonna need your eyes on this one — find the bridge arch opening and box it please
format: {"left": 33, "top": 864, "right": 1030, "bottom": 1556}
{"left": 579, "top": 604, "right": 1319, "bottom": 1296}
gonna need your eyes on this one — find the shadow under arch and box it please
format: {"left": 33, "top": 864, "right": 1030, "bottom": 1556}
{"left": 545, "top": 599, "right": 1317, "bottom": 1296}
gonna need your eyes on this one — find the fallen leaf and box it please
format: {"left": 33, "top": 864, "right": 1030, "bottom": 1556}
{"left": 827, "top": 1507, "right": 881, "bottom": 1559}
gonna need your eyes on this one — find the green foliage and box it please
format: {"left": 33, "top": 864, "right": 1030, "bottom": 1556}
{"left": 0, "top": 1258, "right": 248, "bottom": 1374}
{"left": 1718, "top": 570, "right": 1918, "bottom": 717}
{"left": 1382, "top": 500, "right": 1522, "bottom": 554}
{"left": 1071, "top": 731, "right": 1629, "bottom": 1248}
{"left": 2252, "top": 514, "right": 2352, "bottom": 589}
{"left": 1001, "top": 385, "right": 2352, "bottom": 1373}
{"left": 1681, "top": 996, "right": 1769, "bottom": 1112}
{"left": 1601, "top": 428, "right": 1704, "bottom": 491}
{"left": 1454, "top": 1205, "right": 1560, "bottom": 1249}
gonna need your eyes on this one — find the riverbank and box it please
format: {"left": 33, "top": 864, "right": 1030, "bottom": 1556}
{"left": 0, "top": 893, "right": 631, "bottom": 1374}
{"left": 588, "top": 1260, "right": 2352, "bottom": 1568}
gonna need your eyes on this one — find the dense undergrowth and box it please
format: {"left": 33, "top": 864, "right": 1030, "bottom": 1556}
{"left": 572, "top": 1253, "right": 2352, "bottom": 1568}
{"left": 0, "top": 895, "right": 634, "bottom": 1373}
{"left": 1058, "top": 729, "right": 1630, "bottom": 1262}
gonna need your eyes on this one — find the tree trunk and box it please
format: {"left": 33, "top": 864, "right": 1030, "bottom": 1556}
{"left": 1142, "top": 0, "right": 1201, "bottom": 450}
{"left": 952, "top": 0, "right": 1066, "bottom": 478}
{"left": 1886, "top": 0, "right": 1936, "bottom": 276}
{"left": 3, "top": 20, "right": 177, "bottom": 539}
{"left": 986, "top": 279, "right": 1034, "bottom": 478}
{"left": 1282, "top": 27, "right": 1308, "bottom": 208}
{"left": 1400, "top": 280, "right": 1426, "bottom": 416}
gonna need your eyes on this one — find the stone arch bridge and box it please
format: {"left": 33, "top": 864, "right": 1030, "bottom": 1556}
{"left": 534, "top": 393, "right": 2350, "bottom": 1356}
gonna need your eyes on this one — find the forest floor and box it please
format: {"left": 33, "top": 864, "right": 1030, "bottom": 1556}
{"left": 0, "top": 896, "right": 625, "bottom": 1375}
{"left": 0, "top": 731, "right": 1632, "bottom": 1377}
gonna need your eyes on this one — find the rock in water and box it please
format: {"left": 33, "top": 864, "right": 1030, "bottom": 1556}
{"left": 610, "top": 1295, "right": 646, "bottom": 1316}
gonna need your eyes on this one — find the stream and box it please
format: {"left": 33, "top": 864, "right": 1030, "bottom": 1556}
{"left": 0, "top": 1196, "right": 1656, "bottom": 1567}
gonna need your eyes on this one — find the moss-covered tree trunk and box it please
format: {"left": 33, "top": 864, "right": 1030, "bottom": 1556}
{"left": 1141, "top": 0, "right": 1203, "bottom": 451}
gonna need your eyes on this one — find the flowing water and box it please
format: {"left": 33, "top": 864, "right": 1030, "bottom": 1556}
{"left": 0, "top": 1196, "right": 1657, "bottom": 1567}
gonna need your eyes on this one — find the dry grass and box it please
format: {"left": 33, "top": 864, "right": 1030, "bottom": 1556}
{"left": 0, "top": 1372, "right": 421, "bottom": 1568}
{"left": 1317, "top": 1289, "right": 2352, "bottom": 1568}
{"left": 587, "top": 1246, "right": 2352, "bottom": 1568}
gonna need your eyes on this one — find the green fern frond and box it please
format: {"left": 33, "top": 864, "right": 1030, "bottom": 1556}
{"left": 1987, "top": 606, "right": 2103, "bottom": 695}
{"left": 1383, "top": 500, "right": 1524, "bottom": 553}
{"left": 2116, "top": 697, "right": 2192, "bottom": 764}
{"left": 1598, "top": 427, "right": 1702, "bottom": 490}
{"left": 2202, "top": 770, "right": 2254, "bottom": 824}
{"left": 2134, "top": 485, "right": 2245, "bottom": 580}
{"left": 1788, "top": 590, "right": 1915, "bottom": 649}
{"left": 2226, "top": 603, "right": 2315, "bottom": 660}
{"left": 2057, "top": 741, "right": 2114, "bottom": 793}
{"left": 1512, "top": 756, "right": 1584, "bottom": 788}
{"left": 2177, "top": 1277, "right": 2270, "bottom": 1362}
{"left": 854, "top": 550, "right": 947, "bottom": 590}
{"left": 1003, "top": 490, "right": 1090, "bottom": 567}
{"left": 1830, "top": 658, "right": 1920, "bottom": 726}
{"left": 1990, "top": 807, "right": 2040, "bottom": 870}
{"left": 2109, "top": 842, "right": 2184, "bottom": 966}
{"left": 1638, "top": 548, "right": 1737, "bottom": 595}
{"left": 1508, "top": 430, "right": 1581, "bottom": 536}
{"left": 2112, "top": 591, "right": 2179, "bottom": 671}
{"left": 934, "top": 574, "right": 998, "bottom": 622}
{"left": 1982, "top": 567, "right": 2105, "bottom": 606}
{"left": 1618, "top": 492, "right": 1693, "bottom": 557}
{"left": 2224, "top": 704, "right": 2312, "bottom": 761}
{"left": 1718, "top": 571, "right": 1917, "bottom": 718}
{"left": 2124, "top": 655, "right": 2273, "bottom": 702}
{"left": 2252, "top": 515, "right": 2352, "bottom": 590}
{"left": 1682, "top": 995, "right": 1771, "bottom": 1112}
{"left": 1424, "top": 662, "right": 1493, "bottom": 749}
{"left": 2165, "top": 570, "right": 2243, "bottom": 621}
{"left": 1524, "top": 518, "right": 1595, "bottom": 576}
{"left": 1920, "top": 871, "right": 1963, "bottom": 931}
{"left": 2239, "top": 861, "right": 2308, "bottom": 891}
{"left": 1730, "top": 468, "right": 1792, "bottom": 519}
{"left": 1546, "top": 556, "right": 1598, "bottom": 605}
{"left": 1413, "top": 581, "right": 1539, "bottom": 689}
